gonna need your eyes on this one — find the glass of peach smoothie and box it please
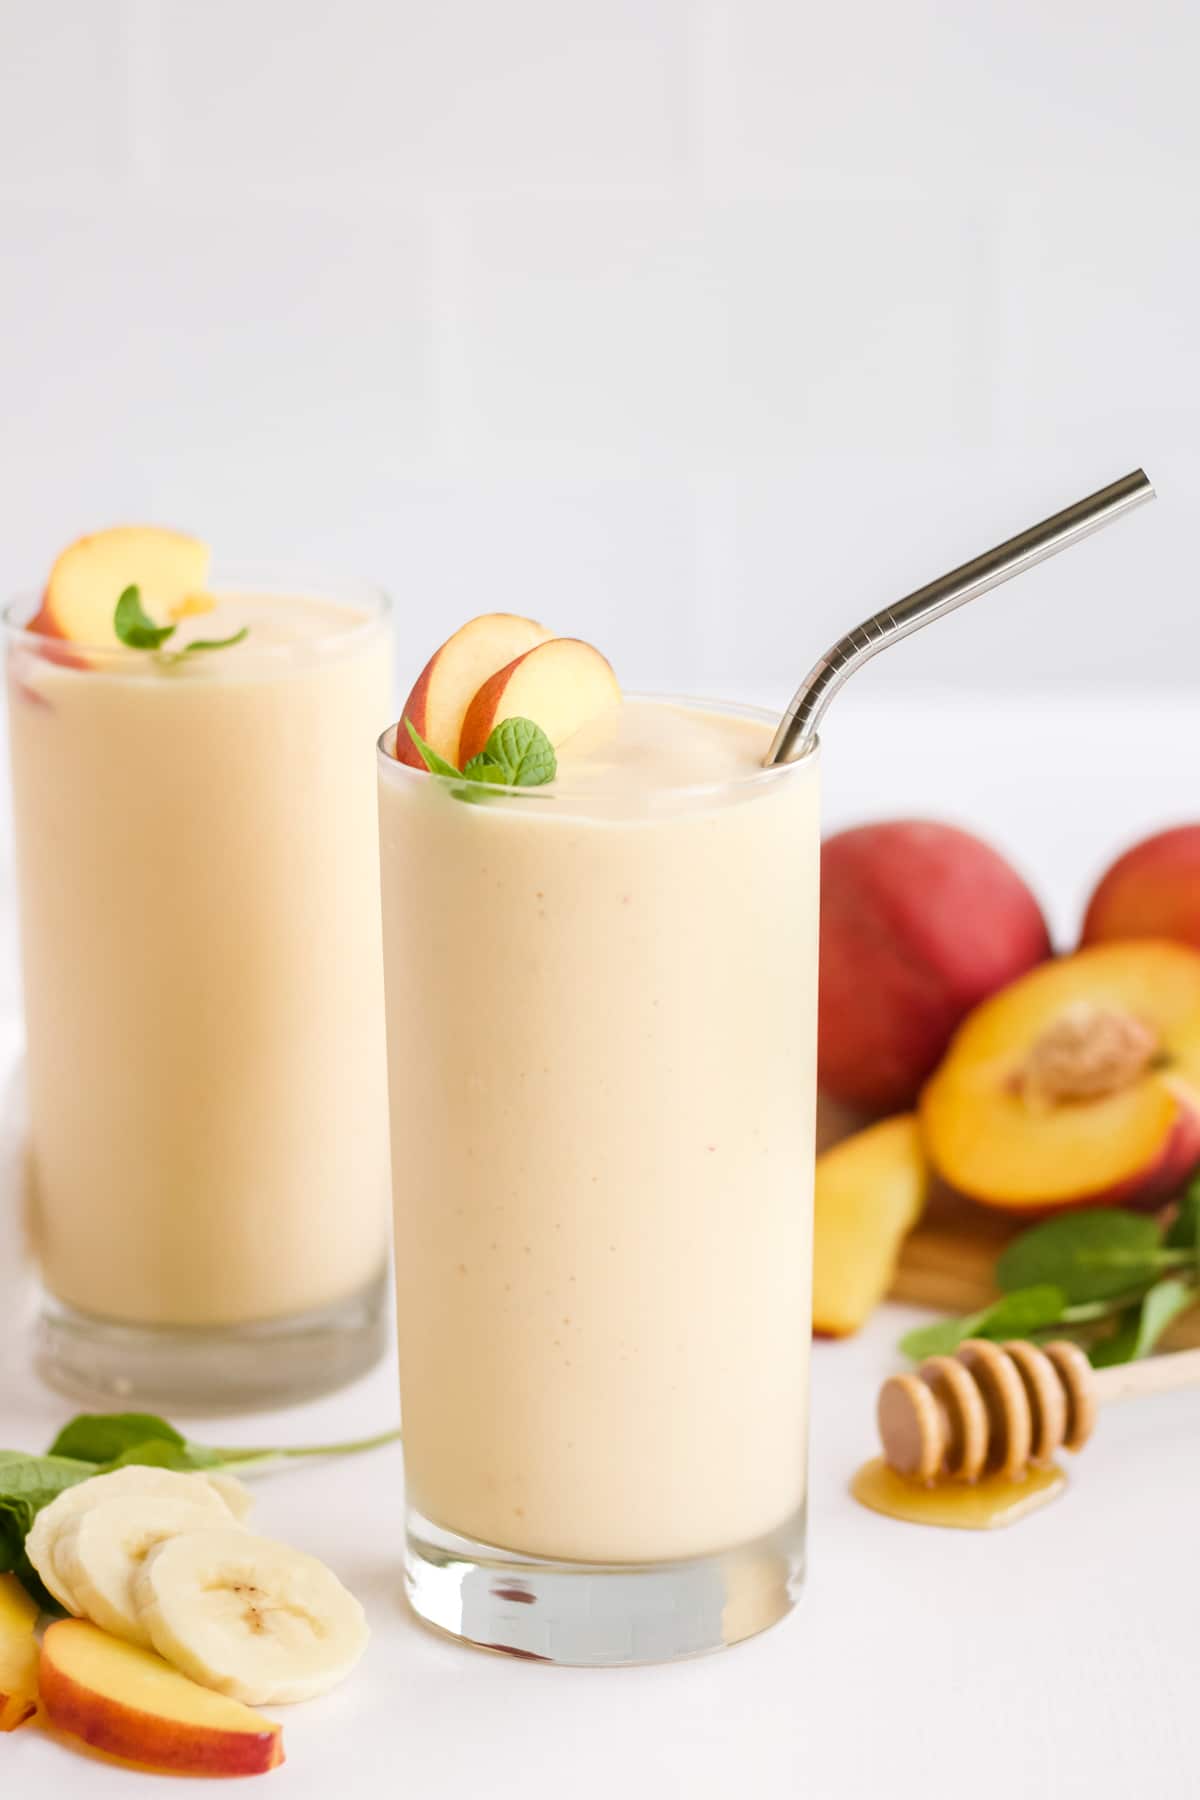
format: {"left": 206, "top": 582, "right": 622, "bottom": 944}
{"left": 378, "top": 618, "right": 819, "bottom": 1665}
{"left": 4, "top": 529, "right": 393, "bottom": 1406}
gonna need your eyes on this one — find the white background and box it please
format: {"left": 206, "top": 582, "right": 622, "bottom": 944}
{"left": 2, "top": 5, "right": 1199, "bottom": 1796}
{"left": 1, "top": 0, "right": 1197, "bottom": 701}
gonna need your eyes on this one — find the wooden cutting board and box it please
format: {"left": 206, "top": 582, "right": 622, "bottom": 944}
{"left": 889, "top": 1187, "right": 1200, "bottom": 1350}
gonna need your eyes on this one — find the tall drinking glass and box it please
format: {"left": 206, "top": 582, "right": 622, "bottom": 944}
{"left": 5, "top": 571, "right": 393, "bottom": 1407}
{"left": 378, "top": 696, "right": 819, "bottom": 1664}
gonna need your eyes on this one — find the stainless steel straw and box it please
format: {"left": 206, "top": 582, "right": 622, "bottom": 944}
{"left": 766, "top": 468, "right": 1155, "bottom": 766}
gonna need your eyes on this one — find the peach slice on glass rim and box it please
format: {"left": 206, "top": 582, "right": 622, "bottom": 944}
{"left": 39, "top": 1619, "right": 283, "bottom": 1777}
{"left": 457, "top": 637, "right": 622, "bottom": 766}
{"left": 393, "top": 613, "right": 552, "bottom": 769}
{"left": 29, "top": 526, "right": 210, "bottom": 649}
{"left": 921, "top": 940, "right": 1200, "bottom": 1213}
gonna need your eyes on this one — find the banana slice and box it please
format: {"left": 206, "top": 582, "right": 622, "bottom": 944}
{"left": 55, "top": 1496, "right": 237, "bottom": 1646}
{"left": 26, "top": 1466, "right": 240, "bottom": 1615}
{"left": 135, "top": 1527, "right": 369, "bottom": 1705}
{"left": 204, "top": 1472, "right": 254, "bottom": 1521}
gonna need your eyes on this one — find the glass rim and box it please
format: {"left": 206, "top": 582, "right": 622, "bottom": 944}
{"left": 3, "top": 562, "right": 392, "bottom": 666}
{"left": 377, "top": 693, "right": 819, "bottom": 802}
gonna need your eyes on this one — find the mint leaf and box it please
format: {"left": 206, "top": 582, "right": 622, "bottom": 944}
{"left": 0, "top": 1452, "right": 96, "bottom": 1608}
{"left": 404, "top": 714, "right": 556, "bottom": 794}
{"left": 899, "top": 1284, "right": 1067, "bottom": 1361}
{"left": 996, "top": 1209, "right": 1166, "bottom": 1305}
{"left": 404, "top": 719, "right": 462, "bottom": 778}
{"left": 1166, "top": 1177, "right": 1200, "bottom": 1259}
{"left": 48, "top": 1412, "right": 184, "bottom": 1463}
{"left": 481, "top": 717, "right": 557, "bottom": 786}
{"left": 1091, "top": 1277, "right": 1196, "bottom": 1367}
{"left": 114, "top": 585, "right": 176, "bottom": 650}
{"left": 165, "top": 627, "right": 249, "bottom": 660}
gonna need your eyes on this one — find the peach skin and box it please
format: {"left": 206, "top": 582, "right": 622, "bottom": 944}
{"left": 819, "top": 821, "right": 1051, "bottom": 1114}
{"left": 39, "top": 1619, "right": 284, "bottom": 1777}
{"left": 1083, "top": 825, "right": 1200, "bottom": 954}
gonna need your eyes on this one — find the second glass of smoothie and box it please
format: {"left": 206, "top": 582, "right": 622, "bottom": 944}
{"left": 379, "top": 671, "right": 819, "bottom": 1665}
{"left": 6, "top": 535, "right": 393, "bottom": 1406}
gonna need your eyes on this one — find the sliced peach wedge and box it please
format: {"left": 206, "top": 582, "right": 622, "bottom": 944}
{"left": 393, "top": 613, "right": 552, "bottom": 769}
{"left": 39, "top": 1619, "right": 283, "bottom": 1777}
{"left": 812, "top": 1115, "right": 929, "bottom": 1336}
{"left": 921, "top": 940, "right": 1200, "bottom": 1213}
{"left": 0, "top": 1572, "right": 40, "bottom": 1732}
{"left": 458, "top": 637, "right": 621, "bottom": 766}
{"left": 29, "top": 526, "right": 210, "bottom": 649}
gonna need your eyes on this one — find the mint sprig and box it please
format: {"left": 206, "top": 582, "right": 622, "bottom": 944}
{"left": 2, "top": 1410, "right": 400, "bottom": 1610}
{"left": 899, "top": 1185, "right": 1200, "bottom": 1369}
{"left": 405, "top": 715, "right": 557, "bottom": 790}
{"left": 113, "top": 586, "right": 248, "bottom": 661}
{"left": 114, "top": 585, "right": 175, "bottom": 649}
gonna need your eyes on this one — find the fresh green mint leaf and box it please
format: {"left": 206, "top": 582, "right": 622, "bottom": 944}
{"left": 114, "top": 585, "right": 176, "bottom": 650}
{"left": 404, "top": 718, "right": 462, "bottom": 778}
{"left": 0, "top": 1451, "right": 98, "bottom": 1608}
{"left": 997, "top": 1208, "right": 1165, "bottom": 1305}
{"left": 48, "top": 1412, "right": 184, "bottom": 1463}
{"left": 899, "top": 1284, "right": 1067, "bottom": 1361}
{"left": 163, "top": 627, "right": 249, "bottom": 662}
{"left": 481, "top": 717, "right": 557, "bottom": 786}
{"left": 103, "top": 1438, "right": 221, "bottom": 1472}
{"left": 463, "top": 760, "right": 509, "bottom": 785}
{"left": 1165, "top": 1177, "right": 1200, "bottom": 1258}
{"left": 1090, "top": 1277, "right": 1196, "bottom": 1367}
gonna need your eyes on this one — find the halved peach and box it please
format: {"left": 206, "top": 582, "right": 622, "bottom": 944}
{"left": 30, "top": 526, "right": 210, "bottom": 648}
{"left": 813, "top": 1115, "right": 929, "bottom": 1336}
{"left": 0, "top": 1573, "right": 39, "bottom": 1732}
{"left": 393, "top": 613, "right": 552, "bottom": 768}
{"left": 39, "top": 1619, "right": 283, "bottom": 1776}
{"left": 921, "top": 940, "right": 1200, "bottom": 1212}
{"left": 458, "top": 637, "right": 621, "bottom": 766}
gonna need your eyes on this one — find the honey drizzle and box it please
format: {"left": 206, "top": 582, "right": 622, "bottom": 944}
{"left": 851, "top": 1456, "right": 1067, "bottom": 1529}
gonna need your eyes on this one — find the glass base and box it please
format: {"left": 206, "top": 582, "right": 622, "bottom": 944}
{"left": 405, "top": 1502, "right": 806, "bottom": 1666}
{"left": 34, "top": 1270, "right": 389, "bottom": 1412}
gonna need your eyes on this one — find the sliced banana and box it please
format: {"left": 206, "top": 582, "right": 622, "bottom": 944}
{"left": 26, "top": 1466, "right": 240, "bottom": 1615}
{"left": 135, "top": 1527, "right": 369, "bottom": 1705}
{"left": 204, "top": 1471, "right": 254, "bottom": 1521}
{"left": 55, "top": 1495, "right": 238, "bottom": 1646}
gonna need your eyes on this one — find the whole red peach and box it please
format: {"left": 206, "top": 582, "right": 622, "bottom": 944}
{"left": 1082, "top": 825, "right": 1200, "bottom": 951}
{"left": 819, "top": 820, "right": 1052, "bottom": 1112}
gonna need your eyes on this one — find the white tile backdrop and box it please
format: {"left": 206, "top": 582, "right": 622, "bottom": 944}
{"left": 1, "top": 0, "right": 1197, "bottom": 701}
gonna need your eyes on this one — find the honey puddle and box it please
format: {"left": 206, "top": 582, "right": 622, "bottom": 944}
{"left": 852, "top": 1457, "right": 1067, "bottom": 1529}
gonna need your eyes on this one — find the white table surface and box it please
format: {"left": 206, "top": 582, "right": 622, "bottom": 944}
{"left": 2, "top": 690, "right": 1198, "bottom": 1799}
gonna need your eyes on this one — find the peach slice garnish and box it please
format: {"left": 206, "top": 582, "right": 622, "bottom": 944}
{"left": 921, "top": 940, "right": 1200, "bottom": 1212}
{"left": 0, "top": 1573, "right": 39, "bottom": 1732}
{"left": 39, "top": 1619, "right": 283, "bottom": 1776}
{"left": 29, "top": 526, "right": 210, "bottom": 649}
{"left": 812, "top": 1115, "right": 929, "bottom": 1337}
{"left": 457, "top": 637, "right": 621, "bottom": 767}
{"left": 393, "top": 613, "right": 552, "bottom": 769}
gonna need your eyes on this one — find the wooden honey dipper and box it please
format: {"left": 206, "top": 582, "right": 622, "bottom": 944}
{"left": 878, "top": 1338, "right": 1200, "bottom": 1483}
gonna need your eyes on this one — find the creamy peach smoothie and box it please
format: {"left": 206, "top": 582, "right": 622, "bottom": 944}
{"left": 380, "top": 698, "right": 819, "bottom": 1567}
{"left": 7, "top": 586, "right": 391, "bottom": 1335}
